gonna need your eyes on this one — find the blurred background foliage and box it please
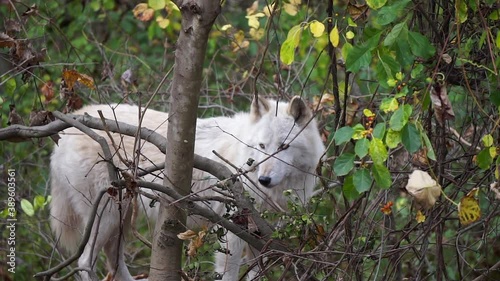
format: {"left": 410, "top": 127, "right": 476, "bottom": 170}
{"left": 1, "top": 0, "right": 499, "bottom": 280}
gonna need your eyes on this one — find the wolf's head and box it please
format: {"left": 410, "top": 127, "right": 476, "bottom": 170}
{"left": 248, "top": 96, "right": 325, "bottom": 197}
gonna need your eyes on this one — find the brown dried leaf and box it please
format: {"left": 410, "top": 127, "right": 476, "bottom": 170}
{"left": 441, "top": 53, "right": 452, "bottom": 64}
{"left": 187, "top": 229, "right": 206, "bottom": 257}
{"left": 177, "top": 229, "right": 197, "bottom": 240}
{"left": 10, "top": 40, "right": 35, "bottom": 63}
{"left": 62, "top": 69, "right": 95, "bottom": 91}
{"left": 4, "top": 19, "right": 22, "bottom": 34}
{"left": 65, "top": 94, "right": 83, "bottom": 112}
{"left": 133, "top": 4, "right": 154, "bottom": 22}
{"left": 59, "top": 79, "right": 73, "bottom": 100}
{"left": 490, "top": 182, "right": 500, "bottom": 200}
{"left": 347, "top": 2, "right": 369, "bottom": 21}
{"left": 121, "top": 68, "right": 137, "bottom": 87}
{"left": 41, "top": 81, "right": 55, "bottom": 102}
{"left": 101, "top": 62, "right": 114, "bottom": 81}
{"left": 29, "top": 110, "right": 55, "bottom": 126}
{"left": 0, "top": 32, "right": 15, "bottom": 48}
{"left": 22, "top": 4, "right": 38, "bottom": 16}
{"left": 7, "top": 104, "right": 24, "bottom": 126}
{"left": 430, "top": 80, "right": 455, "bottom": 125}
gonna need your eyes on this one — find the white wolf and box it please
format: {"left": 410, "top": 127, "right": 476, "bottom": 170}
{"left": 49, "top": 96, "right": 324, "bottom": 281}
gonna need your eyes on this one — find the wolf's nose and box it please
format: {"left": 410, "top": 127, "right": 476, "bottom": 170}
{"left": 258, "top": 176, "right": 272, "bottom": 187}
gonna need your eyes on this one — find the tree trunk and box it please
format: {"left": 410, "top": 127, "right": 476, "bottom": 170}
{"left": 149, "top": 1, "right": 221, "bottom": 281}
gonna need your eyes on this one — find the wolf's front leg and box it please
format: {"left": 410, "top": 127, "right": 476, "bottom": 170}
{"left": 215, "top": 231, "right": 245, "bottom": 281}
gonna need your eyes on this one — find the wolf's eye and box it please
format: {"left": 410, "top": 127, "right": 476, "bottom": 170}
{"left": 259, "top": 143, "right": 266, "bottom": 149}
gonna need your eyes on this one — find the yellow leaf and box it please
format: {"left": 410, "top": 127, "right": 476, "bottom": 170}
{"left": 496, "top": 30, "right": 500, "bottom": 49}
{"left": 62, "top": 69, "right": 95, "bottom": 90}
{"left": 232, "top": 30, "right": 249, "bottom": 52}
{"left": 246, "top": 0, "right": 258, "bottom": 15}
{"left": 283, "top": 3, "right": 297, "bottom": 16}
{"left": 249, "top": 28, "right": 264, "bottom": 40}
{"left": 280, "top": 25, "right": 303, "bottom": 65}
{"left": 346, "top": 30, "right": 355, "bottom": 39}
{"left": 221, "top": 24, "right": 232, "bottom": 31}
{"left": 178, "top": 228, "right": 207, "bottom": 257}
{"left": 415, "top": 210, "right": 426, "bottom": 223}
{"left": 482, "top": 134, "right": 493, "bottom": 147}
{"left": 156, "top": 16, "right": 169, "bottom": 29}
{"left": 363, "top": 108, "right": 375, "bottom": 117}
{"left": 489, "top": 146, "right": 497, "bottom": 158}
{"left": 458, "top": 188, "right": 481, "bottom": 226}
{"left": 246, "top": 13, "right": 264, "bottom": 29}
{"left": 290, "top": 0, "right": 301, "bottom": 5}
{"left": 330, "top": 25, "right": 339, "bottom": 47}
{"left": 263, "top": 3, "right": 276, "bottom": 17}
{"left": 309, "top": 20, "right": 325, "bottom": 38}
{"left": 177, "top": 229, "right": 197, "bottom": 240}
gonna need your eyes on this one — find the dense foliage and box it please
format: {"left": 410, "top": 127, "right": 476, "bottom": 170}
{"left": 1, "top": 0, "right": 499, "bottom": 280}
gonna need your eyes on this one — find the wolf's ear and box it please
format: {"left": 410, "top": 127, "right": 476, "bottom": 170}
{"left": 250, "top": 96, "right": 270, "bottom": 123}
{"left": 288, "top": 96, "right": 312, "bottom": 126}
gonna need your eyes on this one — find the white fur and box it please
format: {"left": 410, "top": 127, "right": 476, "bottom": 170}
{"left": 49, "top": 97, "right": 325, "bottom": 281}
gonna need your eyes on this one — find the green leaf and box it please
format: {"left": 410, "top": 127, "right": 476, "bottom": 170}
{"left": 346, "top": 31, "right": 381, "bottom": 73}
{"left": 390, "top": 104, "right": 412, "bottom": 131}
{"left": 355, "top": 138, "right": 370, "bottom": 158}
{"left": 380, "top": 97, "right": 399, "bottom": 113}
{"left": 5, "top": 78, "right": 16, "bottom": 94}
{"left": 401, "top": 123, "right": 422, "bottom": 153}
{"left": 490, "top": 90, "right": 500, "bottom": 106}
{"left": 280, "top": 40, "right": 296, "bottom": 65}
{"left": 369, "top": 138, "right": 388, "bottom": 165}
{"left": 376, "top": 0, "right": 411, "bottom": 25}
{"left": 343, "top": 175, "right": 361, "bottom": 200}
{"left": 280, "top": 25, "right": 303, "bottom": 65}
{"left": 148, "top": 0, "right": 165, "bottom": 10}
{"left": 376, "top": 53, "right": 400, "bottom": 88}
{"left": 477, "top": 148, "right": 493, "bottom": 169}
{"left": 455, "top": 0, "right": 468, "bottom": 23}
{"left": 34, "top": 195, "right": 46, "bottom": 211}
{"left": 408, "top": 31, "right": 436, "bottom": 59}
{"left": 385, "top": 128, "right": 401, "bottom": 148}
{"left": 389, "top": 106, "right": 407, "bottom": 131}
{"left": 334, "top": 126, "right": 354, "bottom": 145}
{"left": 403, "top": 104, "right": 413, "bottom": 117}
{"left": 394, "top": 38, "right": 414, "bottom": 66}
{"left": 341, "top": 42, "right": 353, "bottom": 63}
{"left": 411, "top": 63, "right": 424, "bottom": 79}
{"left": 384, "top": 22, "right": 407, "bottom": 46}
{"left": 334, "top": 153, "right": 356, "bottom": 176}
{"left": 346, "top": 45, "right": 372, "bottom": 73}
{"left": 21, "top": 199, "right": 35, "bottom": 217}
{"left": 421, "top": 131, "right": 436, "bottom": 160}
{"left": 353, "top": 168, "right": 372, "bottom": 193}
{"left": 372, "top": 164, "right": 392, "bottom": 189}
{"left": 373, "top": 123, "right": 386, "bottom": 139}
{"left": 366, "top": 0, "right": 388, "bottom": 10}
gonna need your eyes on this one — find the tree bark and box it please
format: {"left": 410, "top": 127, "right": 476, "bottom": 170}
{"left": 149, "top": 1, "right": 221, "bottom": 281}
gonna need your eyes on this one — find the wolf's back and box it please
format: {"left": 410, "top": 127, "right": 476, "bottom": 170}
{"left": 49, "top": 104, "right": 169, "bottom": 252}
